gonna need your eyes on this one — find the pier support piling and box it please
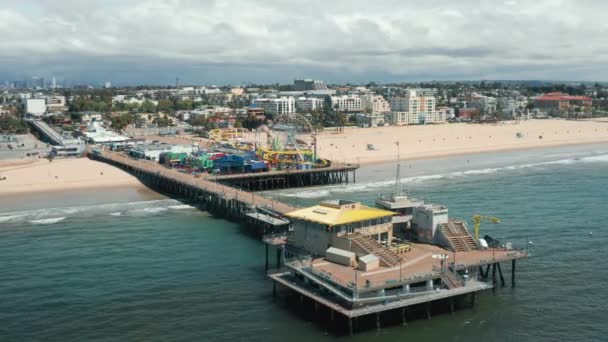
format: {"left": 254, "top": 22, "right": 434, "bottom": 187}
{"left": 348, "top": 318, "right": 353, "bottom": 336}
{"left": 450, "top": 298, "right": 454, "bottom": 314}
{"left": 330, "top": 309, "right": 335, "bottom": 321}
{"left": 492, "top": 263, "right": 497, "bottom": 289}
{"left": 265, "top": 244, "right": 269, "bottom": 271}
{"left": 512, "top": 260, "right": 516, "bottom": 288}
{"left": 376, "top": 313, "right": 381, "bottom": 331}
{"left": 276, "top": 248, "right": 281, "bottom": 269}
{"left": 471, "top": 292, "right": 476, "bottom": 307}
{"left": 426, "top": 302, "right": 432, "bottom": 320}
{"left": 497, "top": 262, "right": 505, "bottom": 287}
{"left": 401, "top": 307, "right": 407, "bottom": 326}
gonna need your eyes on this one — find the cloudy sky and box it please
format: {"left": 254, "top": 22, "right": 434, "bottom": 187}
{"left": 1, "top": 0, "right": 606, "bottom": 85}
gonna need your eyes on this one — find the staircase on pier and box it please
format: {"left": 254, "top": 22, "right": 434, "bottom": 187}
{"left": 348, "top": 234, "right": 402, "bottom": 267}
{"left": 439, "top": 221, "right": 478, "bottom": 252}
{"left": 440, "top": 269, "right": 464, "bottom": 289}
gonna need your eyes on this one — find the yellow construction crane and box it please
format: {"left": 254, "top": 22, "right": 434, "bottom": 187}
{"left": 473, "top": 215, "right": 501, "bottom": 240}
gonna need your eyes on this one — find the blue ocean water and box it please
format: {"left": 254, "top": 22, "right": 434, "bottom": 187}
{"left": 1, "top": 144, "right": 608, "bottom": 341}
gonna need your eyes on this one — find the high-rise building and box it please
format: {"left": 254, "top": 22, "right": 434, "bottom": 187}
{"left": 389, "top": 89, "right": 441, "bottom": 125}
{"left": 361, "top": 94, "right": 391, "bottom": 114}
{"left": 295, "top": 97, "right": 324, "bottom": 112}
{"left": 330, "top": 95, "right": 362, "bottom": 112}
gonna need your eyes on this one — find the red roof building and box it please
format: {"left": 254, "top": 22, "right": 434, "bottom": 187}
{"left": 457, "top": 108, "right": 479, "bottom": 119}
{"left": 534, "top": 92, "right": 592, "bottom": 112}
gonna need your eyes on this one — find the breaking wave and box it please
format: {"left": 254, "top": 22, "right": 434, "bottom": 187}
{"left": 29, "top": 217, "right": 66, "bottom": 225}
{"left": 0, "top": 199, "right": 198, "bottom": 225}
{"left": 279, "top": 153, "right": 608, "bottom": 198}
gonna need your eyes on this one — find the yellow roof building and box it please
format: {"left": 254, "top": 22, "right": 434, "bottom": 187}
{"left": 285, "top": 200, "right": 394, "bottom": 227}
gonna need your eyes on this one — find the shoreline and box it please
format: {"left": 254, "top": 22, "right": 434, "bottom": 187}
{"left": 355, "top": 138, "right": 608, "bottom": 166}
{"left": 314, "top": 119, "right": 608, "bottom": 165}
{"left": 1, "top": 139, "right": 607, "bottom": 198}
{"left": 0, "top": 158, "right": 146, "bottom": 197}
{"left": 2, "top": 119, "right": 607, "bottom": 197}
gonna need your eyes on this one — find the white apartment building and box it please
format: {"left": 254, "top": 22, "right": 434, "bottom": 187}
{"left": 295, "top": 97, "right": 324, "bottom": 112}
{"left": 361, "top": 94, "right": 391, "bottom": 114}
{"left": 195, "top": 87, "right": 221, "bottom": 95}
{"left": 330, "top": 95, "right": 362, "bottom": 112}
{"left": 389, "top": 89, "right": 443, "bottom": 125}
{"left": 253, "top": 97, "right": 295, "bottom": 116}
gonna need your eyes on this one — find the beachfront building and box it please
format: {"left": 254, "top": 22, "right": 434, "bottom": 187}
{"left": 286, "top": 200, "right": 394, "bottom": 256}
{"left": 389, "top": 89, "right": 442, "bottom": 125}
{"left": 534, "top": 92, "right": 593, "bottom": 117}
{"left": 330, "top": 95, "right": 362, "bottom": 112}
{"left": 83, "top": 121, "right": 129, "bottom": 144}
{"left": 361, "top": 94, "right": 391, "bottom": 114}
{"left": 130, "top": 142, "right": 193, "bottom": 161}
{"left": 295, "top": 97, "right": 324, "bottom": 113}
{"left": 356, "top": 113, "right": 387, "bottom": 127}
{"left": 469, "top": 94, "right": 497, "bottom": 116}
{"left": 253, "top": 97, "right": 295, "bottom": 116}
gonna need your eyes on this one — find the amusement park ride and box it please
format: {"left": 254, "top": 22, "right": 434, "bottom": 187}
{"left": 208, "top": 113, "right": 329, "bottom": 170}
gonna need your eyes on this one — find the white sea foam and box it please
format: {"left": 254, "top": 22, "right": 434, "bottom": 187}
{"left": 581, "top": 154, "right": 608, "bottom": 163}
{"left": 0, "top": 199, "right": 186, "bottom": 224}
{"left": 278, "top": 153, "right": 608, "bottom": 198}
{"left": 167, "top": 205, "right": 195, "bottom": 210}
{"left": 127, "top": 207, "right": 169, "bottom": 215}
{"left": 28, "top": 217, "right": 66, "bottom": 225}
{"left": 463, "top": 168, "right": 499, "bottom": 175}
{"left": 0, "top": 214, "right": 27, "bottom": 223}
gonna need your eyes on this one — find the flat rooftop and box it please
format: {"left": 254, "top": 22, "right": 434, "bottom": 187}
{"left": 300, "top": 242, "right": 527, "bottom": 291}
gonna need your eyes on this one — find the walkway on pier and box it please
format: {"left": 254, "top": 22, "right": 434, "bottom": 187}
{"left": 92, "top": 150, "right": 298, "bottom": 215}
{"left": 215, "top": 162, "right": 359, "bottom": 180}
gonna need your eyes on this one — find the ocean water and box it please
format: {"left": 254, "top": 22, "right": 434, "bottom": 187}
{"left": 1, "top": 144, "right": 608, "bottom": 341}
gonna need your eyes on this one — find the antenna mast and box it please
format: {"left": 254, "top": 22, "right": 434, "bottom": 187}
{"left": 395, "top": 141, "right": 401, "bottom": 194}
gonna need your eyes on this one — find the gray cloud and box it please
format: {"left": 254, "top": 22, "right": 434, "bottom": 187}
{"left": 1, "top": 0, "right": 607, "bottom": 84}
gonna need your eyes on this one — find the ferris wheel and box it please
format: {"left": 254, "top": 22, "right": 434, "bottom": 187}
{"left": 268, "top": 113, "right": 316, "bottom": 152}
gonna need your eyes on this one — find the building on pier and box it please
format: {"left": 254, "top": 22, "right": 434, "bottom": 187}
{"left": 266, "top": 199, "right": 528, "bottom": 335}
{"left": 285, "top": 200, "right": 395, "bottom": 256}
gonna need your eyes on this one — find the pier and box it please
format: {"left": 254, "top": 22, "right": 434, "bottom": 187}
{"left": 88, "top": 149, "right": 357, "bottom": 233}
{"left": 267, "top": 242, "right": 527, "bottom": 335}
{"left": 89, "top": 149, "right": 527, "bottom": 335}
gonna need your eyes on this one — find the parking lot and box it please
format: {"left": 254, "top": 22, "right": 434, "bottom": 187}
{"left": 0, "top": 134, "right": 51, "bottom": 160}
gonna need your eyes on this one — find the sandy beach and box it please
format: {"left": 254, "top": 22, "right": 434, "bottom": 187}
{"left": 314, "top": 119, "right": 608, "bottom": 164}
{"left": 0, "top": 158, "right": 144, "bottom": 195}
{"left": 1, "top": 119, "right": 607, "bottom": 196}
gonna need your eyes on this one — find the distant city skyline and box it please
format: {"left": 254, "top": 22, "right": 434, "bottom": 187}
{"left": 2, "top": 0, "right": 608, "bottom": 85}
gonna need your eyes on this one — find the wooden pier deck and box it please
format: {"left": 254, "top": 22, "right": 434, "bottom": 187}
{"left": 214, "top": 162, "right": 359, "bottom": 191}
{"left": 89, "top": 150, "right": 358, "bottom": 233}
{"left": 90, "top": 150, "right": 299, "bottom": 215}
